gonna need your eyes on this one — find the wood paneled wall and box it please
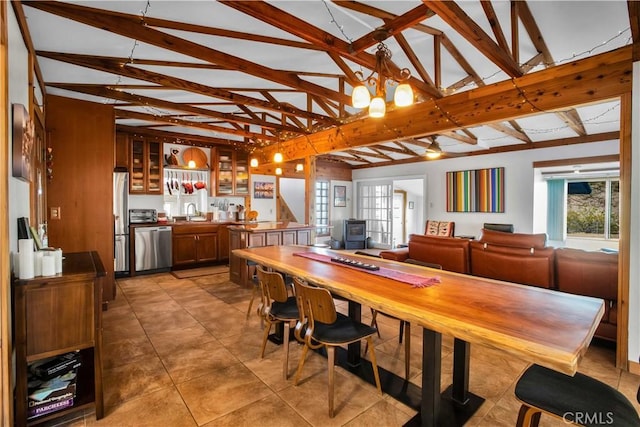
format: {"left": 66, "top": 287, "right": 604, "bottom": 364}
{"left": 45, "top": 95, "right": 115, "bottom": 305}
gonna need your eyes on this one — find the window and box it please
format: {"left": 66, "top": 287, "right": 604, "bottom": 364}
{"left": 566, "top": 179, "right": 619, "bottom": 239}
{"left": 547, "top": 176, "right": 619, "bottom": 241}
{"left": 315, "top": 181, "right": 329, "bottom": 236}
{"left": 358, "top": 182, "right": 392, "bottom": 245}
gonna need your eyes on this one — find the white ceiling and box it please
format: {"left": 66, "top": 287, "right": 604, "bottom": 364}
{"left": 19, "top": 1, "right": 632, "bottom": 165}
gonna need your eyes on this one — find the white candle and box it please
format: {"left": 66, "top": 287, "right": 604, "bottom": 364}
{"left": 34, "top": 251, "right": 43, "bottom": 277}
{"left": 54, "top": 249, "right": 63, "bottom": 274}
{"left": 18, "top": 239, "right": 34, "bottom": 280}
{"left": 41, "top": 255, "right": 55, "bottom": 277}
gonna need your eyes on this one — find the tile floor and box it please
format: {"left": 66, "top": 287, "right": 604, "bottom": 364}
{"left": 47, "top": 270, "right": 640, "bottom": 427}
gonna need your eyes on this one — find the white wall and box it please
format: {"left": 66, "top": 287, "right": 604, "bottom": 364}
{"left": 394, "top": 178, "right": 425, "bottom": 239}
{"left": 628, "top": 62, "right": 640, "bottom": 365}
{"left": 279, "top": 178, "right": 305, "bottom": 222}
{"left": 250, "top": 174, "right": 276, "bottom": 221}
{"left": 329, "top": 180, "right": 352, "bottom": 242}
{"left": 8, "top": 8, "right": 31, "bottom": 257}
{"left": 353, "top": 141, "right": 619, "bottom": 238}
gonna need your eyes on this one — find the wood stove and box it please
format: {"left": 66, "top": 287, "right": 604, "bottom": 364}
{"left": 344, "top": 219, "right": 366, "bottom": 249}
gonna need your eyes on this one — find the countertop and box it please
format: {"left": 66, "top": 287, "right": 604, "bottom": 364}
{"left": 227, "top": 221, "right": 312, "bottom": 231}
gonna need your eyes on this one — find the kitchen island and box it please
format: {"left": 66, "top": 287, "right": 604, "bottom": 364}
{"left": 228, "top": 221, "right": 313, "bottom": 286}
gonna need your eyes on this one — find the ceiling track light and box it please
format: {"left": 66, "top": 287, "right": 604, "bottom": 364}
{"left": 351, "top": 28, "right": 414, "bottom": 118}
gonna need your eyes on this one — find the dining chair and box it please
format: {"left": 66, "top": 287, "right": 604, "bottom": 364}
{"left": 514, "top": 364, "right": 640, "bottom": 426}
{"left": 245, "top": 260, "right": 260, "bottom": 319}
{"left": 256, "top": 266, "right": 299, "bottom": 380}
{"left": 370, "top": 260, "right": 442, "bottom": 380}
{"left": 292, "top": 277, "right": 382, "bottom": 417}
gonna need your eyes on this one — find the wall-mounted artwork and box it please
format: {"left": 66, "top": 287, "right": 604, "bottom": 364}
{"left": 254, "top": 181, "right": 274, "bottom": 199}
{"left": 334, "top": 185, "right": 346, "bottom": 207}
{"left": 12, "top": 104, "right": 34, "bottom": 182}
{"left": 446, "top": 167, "right": 505, "bottom": 212}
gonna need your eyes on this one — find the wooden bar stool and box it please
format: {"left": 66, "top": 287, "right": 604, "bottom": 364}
{"left": 515, "top": 364, "right": 640, "bottom": 426}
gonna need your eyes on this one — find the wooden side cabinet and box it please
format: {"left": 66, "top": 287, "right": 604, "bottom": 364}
{"left": 12, "top": 252, "right": 105, "bottom": 427}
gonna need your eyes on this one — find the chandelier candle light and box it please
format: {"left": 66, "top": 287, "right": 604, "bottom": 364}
{"left": 351, "top": 29, "right": 414, "bottom": 118}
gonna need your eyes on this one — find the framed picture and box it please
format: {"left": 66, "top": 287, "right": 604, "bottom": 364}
{"left": 446, "top": 167, "right": 505, "bottom": 213}
{"left": 12, "top": 104, "right": 34, "bottom": 182}
{"left": 408, "top": 201, "right": 414, "bottom": 209}
{"left": 334, "top": 185, "right": 346, "bottom": 207}
{"left": 254, "top": 181, "right": 274, "bottom": 199}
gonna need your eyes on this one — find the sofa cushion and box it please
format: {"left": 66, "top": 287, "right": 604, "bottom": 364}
{"left": 407, "top": 234, "right": 470, "bottom": 274}
{"left": 379, "top": 248, "right": 409, "bottom": 262}
{"left": 470, "top": 241, "right": 555, "bottom": 288}
{"left": 555, "top": 248, "right": 618, "bottom": 301}
{"left": 478, "top": 228, "right": 547, "bottom": 249}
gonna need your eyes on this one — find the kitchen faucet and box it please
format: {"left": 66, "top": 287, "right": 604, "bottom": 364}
{"left": 186, "top": 203, "right": 197, "bottom": 221}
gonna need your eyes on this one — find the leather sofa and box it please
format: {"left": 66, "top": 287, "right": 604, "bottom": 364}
{"left": 379, "top": 234, "right": 470, "bottom": 274}
{"left": 380, "top": 229, "right": 618, "bottom": 342}
{"left": 555, "top": 247, "right": 618, "bottom": 342}
{"left": 470, "top": 229, "right": 556, "bottom": 289}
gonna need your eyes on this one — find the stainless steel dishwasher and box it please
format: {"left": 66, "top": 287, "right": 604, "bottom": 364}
{"left": 134, "top": 226, "right": 172, "bottom": 273}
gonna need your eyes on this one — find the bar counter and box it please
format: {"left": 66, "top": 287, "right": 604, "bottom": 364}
{"left": 228, "top": 222, "right": 312, "bottom": 286}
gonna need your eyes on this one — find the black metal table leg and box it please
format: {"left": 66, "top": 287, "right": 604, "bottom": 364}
{"left": 347, "top": 300, "right": 362, "bottom": 367}
{"left": 452, "top": 338, "right": 470, "bottom": 405}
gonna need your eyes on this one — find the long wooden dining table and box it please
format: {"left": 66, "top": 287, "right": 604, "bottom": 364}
{"left": 232, "top": 245, "right": 604, "bottom": 427}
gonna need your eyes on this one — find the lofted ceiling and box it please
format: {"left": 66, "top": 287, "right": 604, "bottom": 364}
{"left": 15, "top": 1, "right": 637, "bottom": 168}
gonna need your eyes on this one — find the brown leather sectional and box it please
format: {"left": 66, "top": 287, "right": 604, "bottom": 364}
{"left": 380, "top": 229, "right": 618, "bottom": 342}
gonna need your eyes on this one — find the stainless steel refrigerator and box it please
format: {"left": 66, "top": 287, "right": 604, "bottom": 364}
{"left": 113, "top": 170, "right": 129, "bottom": 275}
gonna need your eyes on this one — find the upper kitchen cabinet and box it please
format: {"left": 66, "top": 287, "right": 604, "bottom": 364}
{"left": 130, "top": 138, "right": 163, "bottom": 194}
{"left": 114, "top": 132, "right": 130, "bottom": 169}
{"left": 214, "top": 148, "right": 249, "bottom": 196}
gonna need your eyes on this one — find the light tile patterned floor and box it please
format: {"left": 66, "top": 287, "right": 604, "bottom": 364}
{"left": 43, "top": 271, "right": 640, "bottom": 427}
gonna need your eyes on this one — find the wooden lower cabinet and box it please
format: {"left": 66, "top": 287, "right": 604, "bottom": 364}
{"left": 12, "top": 252, "right": 105, "bottom": 427}
{"left": 171, "top": 223, "right": 231, "bottom": 268}
{"left": 228, "top": 223, "right": 313, "bottom": 286}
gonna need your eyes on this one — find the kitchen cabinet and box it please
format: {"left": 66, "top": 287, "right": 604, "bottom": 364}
{"left": 172, "top": 224, "right": 219, "bottom": 267}
{"left": 130, "top": 138, "right": 163, "bottom": 194}
{"left": 215, "top": 148, "right": 249, "bottom": 196}
{"left": 114, "top": 132, "right": 129, "bottom": 169}
{"left": 12, "top": 252, "right": 105, "bottom": 427}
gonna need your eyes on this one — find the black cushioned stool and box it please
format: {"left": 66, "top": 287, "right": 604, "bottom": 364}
{"left": 515, "top": 364, "right": 640, "bottom": 427}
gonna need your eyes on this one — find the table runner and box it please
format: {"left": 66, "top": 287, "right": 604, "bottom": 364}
{"left": 293, "top": 252, "right": 440, "bottom": 288}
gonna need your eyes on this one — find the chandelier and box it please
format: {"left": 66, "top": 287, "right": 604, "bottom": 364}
{"left": 351, "top": 29, "right": 414, "bottom": 118}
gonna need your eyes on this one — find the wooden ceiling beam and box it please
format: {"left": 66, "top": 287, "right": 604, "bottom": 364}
{"left": 422, "top": 0, "right": 522, "bottom": 77}
{"left": 221, "top": 0, "right": 441, "bottom": 99}
{"left": 115, "top": 109, "right": 269, "bottom": 141}
{"left": 394, "top": 31, "right": 438, "bottom": 91}
{"left": 349, "top": 4, "right": 435, "bottom": 53}
{"left": 256, "top": 46, "right": 632, "bottom": 162}
{"left": 36, "top": 51, "right": 333, "bottom": 126}
{"left": 115, "top": 124, "right": 240, "bottom": 147}
{"left": 403, "top": 138, "right": 434, "bottom": 149}
{"left": 481, "top": 1, "right": 510, "bottom": 55}
{"left": 48, "top": 83, "right": 280, "bottom": 142}
{"left": 345, "top": 149, "right": 393, "bottom": 161}
{"left": 26, "top": 2, "right": 350, "bottom": 104}
{"left": 442, "top": 131, "right": 477, "bottom": 145}
{"left": 488, "top": 123, "right": 531, "bottom": 143}
{"left": 352, "top": 131, "right": 621, "bottom": 169}
{"left": 374, "top": 143, "right": 419, "bottom": 156}
{"left": 556, "top": 110, "right": 587, "bottom": 137}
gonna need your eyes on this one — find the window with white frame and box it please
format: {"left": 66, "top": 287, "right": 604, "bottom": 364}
{"left": 315, "top": 181, "right": 329, "bottom": 236}
{"left": 547, "top": 176, "right": 619, "bottom": 241}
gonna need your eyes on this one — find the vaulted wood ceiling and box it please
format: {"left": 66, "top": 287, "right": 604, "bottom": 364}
{"left": 16, "top": 1, "right": 638, "bottom": 168}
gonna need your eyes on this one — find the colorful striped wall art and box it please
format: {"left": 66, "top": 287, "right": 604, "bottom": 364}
{"left": 446, "top": 167, "right": 505, "bottom": 212}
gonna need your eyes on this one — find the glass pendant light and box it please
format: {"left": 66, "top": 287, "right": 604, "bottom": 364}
{"left": 351, "top": 85, "right": 371, "bottom": 109}
{"left": 273, "top": 152, "right": 283, "bottom": 163}
{"left": 275, "top": 167, "right": 282, "bottom": 175}
{"left": 394, "top": 83, "right": 414, "bottom": 107}
{"left": 368, "top": 97, "right": 386, "bottom": 118}
{"left": 250, "top": 158, "right": 258, "bottom": 167}
{"left": 295, "top": 163, "right": 304, "bottom": 172}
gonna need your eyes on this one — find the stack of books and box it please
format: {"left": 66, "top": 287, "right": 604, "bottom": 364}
{"left": 27, "top": 352, "right": 81, "bottom": 419}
